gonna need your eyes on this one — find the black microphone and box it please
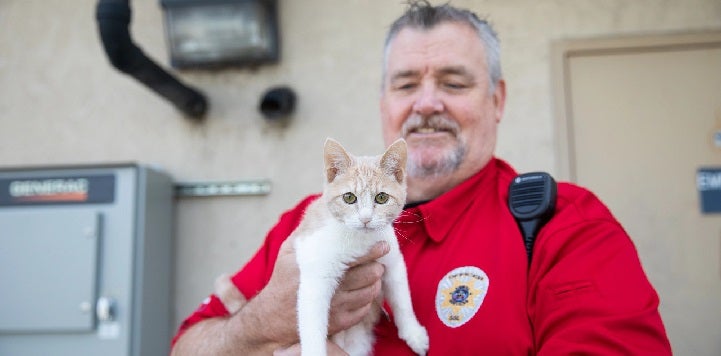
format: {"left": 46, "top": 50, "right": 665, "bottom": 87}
{"left": 508, "top": 172, "right": 557, "bottom": 263}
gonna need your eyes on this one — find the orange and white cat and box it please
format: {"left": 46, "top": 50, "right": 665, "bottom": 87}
{"left": 293, "top": 138, "right": 429, "bottom": 356}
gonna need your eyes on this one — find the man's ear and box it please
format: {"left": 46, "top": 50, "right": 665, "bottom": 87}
{"left": 324, "top": 138, "right": 352, "bottom": 183}
{"left": 380, "top": 138, "right": 407, "bottom": 183}
{"left": 492, "top": 79, "right": 507, "bottom": 124}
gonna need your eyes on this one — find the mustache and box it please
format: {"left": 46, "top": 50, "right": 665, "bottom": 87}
{"left": 400, "top": 114, "right": 460, "bottom": 138}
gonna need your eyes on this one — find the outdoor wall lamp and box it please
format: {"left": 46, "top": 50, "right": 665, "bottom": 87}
{"left": 160, "top": 0, "right": 280, "bottom": 69}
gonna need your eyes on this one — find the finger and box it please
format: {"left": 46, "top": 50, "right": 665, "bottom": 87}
{"left": 329, "top": 277, "right": 382, "bottom": 334}
{"left": 339, "top": 262, "right": 384, "bottom": 292}
{"left": 273, "top": 341, "right": 349, "bottom": 356}
{"left": 273, "top": 343, "right": 300, "bottom": 356}
{"left": 327, "top": 340, "right": 350, "bottom": 356}
{"left": 333, "top": 276, "right": 382, "bottom": 310}
{"left": 328, "top": 301, "right": 375, "bottom": 335}
{"left": 347, "top": 241, "right": 390, "bottom": 267}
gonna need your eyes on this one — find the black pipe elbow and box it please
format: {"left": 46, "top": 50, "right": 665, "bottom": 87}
{"left": 96, "top": 0, "right": 207, "bottom": 119}
{"left": 95, "top": 0, "right": 134, "bottom": 73}
{"left": 259, "top": 86, "right": 296, "bottom": 120}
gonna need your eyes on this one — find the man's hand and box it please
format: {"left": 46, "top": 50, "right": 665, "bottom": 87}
{"left": 267, "top": 237, "right": 389, "bottom": 353}
{"left": 171, "top": 237, "right": 390, "bottom": 355}
{"left": 252, "top": 236, "right": 390, "bottom": 347}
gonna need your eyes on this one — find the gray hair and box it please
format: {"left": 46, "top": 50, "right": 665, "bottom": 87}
{"left": 382, "top": 0, "right": 503, "bottom": 93}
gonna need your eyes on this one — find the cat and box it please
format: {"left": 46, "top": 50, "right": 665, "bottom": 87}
{"left": 293, "top": 138, "right": 429, "bottom": 356}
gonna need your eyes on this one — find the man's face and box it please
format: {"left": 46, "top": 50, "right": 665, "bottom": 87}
{"left": 380, "top": 22, "right": 505, "bottom": 183}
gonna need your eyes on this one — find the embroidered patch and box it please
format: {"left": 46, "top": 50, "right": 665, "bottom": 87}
{"left": 435, "top": 266, "right": 489, "bottom": 328}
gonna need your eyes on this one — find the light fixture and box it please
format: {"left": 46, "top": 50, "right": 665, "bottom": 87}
{"left": 160, "top": 0, "right": 279, "bottom": 68}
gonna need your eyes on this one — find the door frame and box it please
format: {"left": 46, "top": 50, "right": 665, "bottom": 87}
{"left": 551, "top": 30, "right": 721, "bottom": 182}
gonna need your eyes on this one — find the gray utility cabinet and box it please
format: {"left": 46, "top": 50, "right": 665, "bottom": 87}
{"left": 0, "top": 164, "right": 174, "bottom": 356}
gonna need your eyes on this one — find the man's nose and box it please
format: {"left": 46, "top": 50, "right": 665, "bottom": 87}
{"left": 412, "top": 84, "right": 444, "bottom": 116}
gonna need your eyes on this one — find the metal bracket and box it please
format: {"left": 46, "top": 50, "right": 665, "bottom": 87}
{"left": 174, "top": 180, "right": 271, "bottom": 198}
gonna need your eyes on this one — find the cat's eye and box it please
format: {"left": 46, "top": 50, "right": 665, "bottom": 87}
{"left": 342, "top": 192, "right": 357, "bottom": 204}
{"left": 375, "top": 192, "right": 389, "bottom": 204}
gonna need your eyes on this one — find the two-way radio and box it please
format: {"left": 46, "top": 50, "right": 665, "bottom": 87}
{"left": 508, "top": 172, "right": 557, "bottom": 263}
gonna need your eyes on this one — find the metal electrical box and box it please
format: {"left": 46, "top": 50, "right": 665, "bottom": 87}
{"left": 0, "top": 164, "right": 174, "bottom": 356}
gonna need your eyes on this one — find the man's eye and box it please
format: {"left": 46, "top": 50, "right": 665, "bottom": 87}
{"left": 444, "top": 82, "right": 466, "bottom": 89}
{"left": 394, "top": 82, "right": 417, "bottom": 90}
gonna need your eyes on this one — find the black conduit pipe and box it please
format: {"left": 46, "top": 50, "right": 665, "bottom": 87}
{"left": 96, "top": 0, "right": 207, "bottom": 119}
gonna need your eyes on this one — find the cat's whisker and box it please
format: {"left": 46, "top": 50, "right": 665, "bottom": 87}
{"left": 393, "top": 227, "right": 414, "bottom": 243}
{"left": 393, "top": 210, "right": 426, "bottom": 224}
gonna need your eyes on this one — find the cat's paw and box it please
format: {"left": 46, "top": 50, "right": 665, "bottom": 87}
{"left": 400, "top": 323, "right": 429, "bottom": 355}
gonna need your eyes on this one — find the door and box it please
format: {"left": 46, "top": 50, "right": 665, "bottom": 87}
{"left": 554, "top": 32, "right": 721, "bottom": 356}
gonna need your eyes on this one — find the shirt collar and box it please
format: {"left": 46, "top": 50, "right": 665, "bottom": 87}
{"left": 401, "top": 158, "right": 501, "bottom": 243}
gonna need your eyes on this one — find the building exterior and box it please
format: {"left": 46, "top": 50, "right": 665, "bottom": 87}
{"left": 1, "top": 1, "right": 720, "bottom": 354}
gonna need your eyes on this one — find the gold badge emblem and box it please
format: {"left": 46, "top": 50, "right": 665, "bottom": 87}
{"left": 435, "top": 266, "right": 489, "bottom": 328}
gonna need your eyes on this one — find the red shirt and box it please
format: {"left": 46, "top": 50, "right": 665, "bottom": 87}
{"left": 174, "top": 158, "right": 671, "bottom": 355}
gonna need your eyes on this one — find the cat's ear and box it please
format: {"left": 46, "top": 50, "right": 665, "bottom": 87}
{"left": 380, "top": 138, "right": 407, "bottom": 183}
{"left": 324, "top": 138, "right": 352, "bottom": 183}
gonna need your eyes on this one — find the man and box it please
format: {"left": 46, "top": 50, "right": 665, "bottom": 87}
{"left": 171, "top": 1, "right": 672, "bottom": 354}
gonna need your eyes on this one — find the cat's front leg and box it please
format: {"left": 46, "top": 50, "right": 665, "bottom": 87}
{"left": 381, "top": 247, "right": 429, "bottom": 356}
{"left": 297, "top": 264, "right": 340, "bottom": 356}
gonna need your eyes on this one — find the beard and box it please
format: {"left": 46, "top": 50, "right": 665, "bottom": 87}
{"left": 401, "top": 114, "right": 466, "bottom": 179}
{"left": 407, "top": 143, "right": 465, "bottom": 178}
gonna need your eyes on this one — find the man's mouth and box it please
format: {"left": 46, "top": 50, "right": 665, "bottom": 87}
{"left": 405, "top": 123, "right": 458, "bottom": 138}
{"left": 412, "top": 127, "right": 448, "bottom": 134}
{"left": 402, "top": 114, "right": 460, "bottom": 139}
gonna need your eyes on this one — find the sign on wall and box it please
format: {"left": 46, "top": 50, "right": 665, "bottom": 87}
{"left": 697, "top": 168, "right": 721, "bottom": 214}
{"left": 0, "top": 175, "right": 115, "bottom": 206}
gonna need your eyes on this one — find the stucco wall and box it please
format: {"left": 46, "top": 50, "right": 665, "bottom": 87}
{"left": 1, "top": 0, "right": 720, "bottom": 352}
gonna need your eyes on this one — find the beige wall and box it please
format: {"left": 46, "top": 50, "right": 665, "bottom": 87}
{"left": 1, "top": 0, "right": 720, "bottom": 347}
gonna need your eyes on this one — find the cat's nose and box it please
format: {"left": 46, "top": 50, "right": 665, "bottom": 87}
{"left": 360, "top": 216, "right": 372, "bottom": 226}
